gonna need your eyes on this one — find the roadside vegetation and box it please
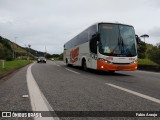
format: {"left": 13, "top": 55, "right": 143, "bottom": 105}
{"left": 0, "top": 36, "right": 35, "bottom": 60}
{"left": 137, "top": 40, "right": 160, "bottom": 65}
{"left": 0, "top": 60, "right": 32, "bottom": 74}
{"left": 48, "top": 53, "right": 63, "bottom": 61}
{"left": 138, "top": 59, "right": 158, "bottom": 65}
{"left": 0, "top": 35, "right": 64, "bottom": 76}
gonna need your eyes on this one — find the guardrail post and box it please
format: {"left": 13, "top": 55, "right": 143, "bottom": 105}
{"left": 2, "top": 60, "right": 5, "bottom": 69}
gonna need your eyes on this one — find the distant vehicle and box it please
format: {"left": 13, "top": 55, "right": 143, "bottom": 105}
{"left": 51, "top": 58, "right": 54, "bottom": 61}
{"left": 37, "top": 57, "right": 46, "bottom": 63}
{"left": 63, "top": 22, "right": 139, "bottom": 72}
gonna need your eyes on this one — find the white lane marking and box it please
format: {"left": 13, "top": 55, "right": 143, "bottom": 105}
{"left": 52, "top": 61, "right": 61, "bottom": 67}
{"left": 27, "top": 63, "right": 59, "bottom": 120}
{"left": 65, "top": 68, "right": 80, "bottom": 74}
{"left": 22, "top": 95, "right": 29, "bottom": 98}
{"left": 105, "top": 83, "right": 160, "bottom": 104}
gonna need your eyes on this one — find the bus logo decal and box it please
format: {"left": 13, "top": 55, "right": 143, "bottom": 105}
{"left": 70, "top": 47, "right": 79, "bottom": 63}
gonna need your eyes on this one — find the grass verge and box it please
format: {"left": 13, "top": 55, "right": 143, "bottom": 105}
{"left": 138, "top": 59, "right": 158, "bottom": 65}
{"left": 0, "top": 60, "right": 32, "bottom": 74}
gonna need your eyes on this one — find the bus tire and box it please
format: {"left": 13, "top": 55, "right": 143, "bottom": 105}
{"left": 82, "top": 59, "right": 87, "bottom": 71}
{"left": 66, "top": 58, "right": 71, "bottom": 67}
{"left": 108, "top": 71, "right": 115, "bottom": 74}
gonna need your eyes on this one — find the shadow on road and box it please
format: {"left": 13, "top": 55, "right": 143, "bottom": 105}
{"left": 64, "top": 65, "right": 132, "bottom": 77}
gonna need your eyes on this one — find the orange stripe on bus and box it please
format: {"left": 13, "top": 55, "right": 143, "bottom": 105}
{"left": 97, "top": 59, "right": 137, "bottom": 71}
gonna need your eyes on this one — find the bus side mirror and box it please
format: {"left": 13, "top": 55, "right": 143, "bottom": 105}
{"left": 96, "top": 33, "right": 100, "bottom": 41}
{"left": 92, "top": 33, "right": 100, "bottom": 42}
{"left": 135, "top": 35, "right": 140, "bottom": 44}
{"left": 90, "top": 34, "right": 99, "bottom": 54}
{"left": 64, "top": 45, "right": 67, "bottom": 50}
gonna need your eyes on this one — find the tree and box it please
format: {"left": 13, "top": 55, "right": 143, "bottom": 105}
{"left": 0, "top": 45, "right": 5, "bottom": 59}
{"left": 147, "top": 45, "right": 160, "bottom": 64}
{"left": 59, "top": 53, "right": 63, "bottom": 60}
{"left": 137, "top": 40, "right": 147, "bottom": 59}
{"left": 140, "top": 34, "right": 149, "bottom": 43}
{"left": 156, "top": 42, "right": 160, "bottom": 49}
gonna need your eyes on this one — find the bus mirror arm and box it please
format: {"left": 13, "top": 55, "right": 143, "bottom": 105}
{"left": 96, "top": 33, "right": 100, "bottom": 41}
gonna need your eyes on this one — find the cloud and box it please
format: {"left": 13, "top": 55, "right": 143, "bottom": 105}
{"left": 149, "top": 27, "right": 160, "bottom": 38}
{"left": 0, "top": 0, "right": 160, "bottom": 53}
{"left": 146, "top": 0, "right": 160, "bottom": 8}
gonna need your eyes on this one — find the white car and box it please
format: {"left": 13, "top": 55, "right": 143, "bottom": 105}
{"left": 37, "top": 57, "right": 47, "bottom": 63}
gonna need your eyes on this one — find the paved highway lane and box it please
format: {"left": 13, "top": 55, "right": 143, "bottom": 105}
{"left": 0, "top": 60, "right": 160, "bottom": 120}
{"left": 0, "top": 65, "right": 33, "bottom": 120}
{"left": 31, "top": 60, "right": 160, "bottom": 119}
{"left": 53, "top": 61, "right": 160, "bottom": 100}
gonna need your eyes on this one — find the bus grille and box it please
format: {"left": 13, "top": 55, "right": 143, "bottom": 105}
{"left": 112, "top": 63, "right": 131, "bottom": 65}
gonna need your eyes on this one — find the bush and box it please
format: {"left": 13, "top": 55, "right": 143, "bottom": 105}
{"left": 137, "top": 41, "right": 147, "bottom": 59}
{"left": 59, "top": 53, "right": 63, "bottom": 60}
{"left": 6, "top": 55, "right": 13, "bottom": 61}
{"left": 138, "top": 59, "right": 158, "bottom": 65}
{"left": 147, "top": 46, "right": 160, "bottom": 64}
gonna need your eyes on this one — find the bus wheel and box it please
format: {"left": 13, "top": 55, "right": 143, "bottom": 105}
{"left": 108, "top": 71, "right": 115, "bottom": 74}
{"left": 82, "top": 59, "right": 87, "bottom": 71}
{"left": 66, "top": 59, "right": 71, "bottom": 67}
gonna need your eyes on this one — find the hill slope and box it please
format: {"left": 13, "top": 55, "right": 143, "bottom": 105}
{"left": 0, "top": 36, "right": 47, "bottom": 60}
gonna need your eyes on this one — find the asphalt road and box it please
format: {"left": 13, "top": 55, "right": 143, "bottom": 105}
{"left": 0, "top": 65, "right": 33, "bottom": 120}
{"left": 0, "top": 60, "right": 160, "bottom": 120}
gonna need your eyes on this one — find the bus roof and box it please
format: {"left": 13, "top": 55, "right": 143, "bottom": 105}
{"left": 92, "top": 22, "right": 133, "bottom": 27}
{"left": 64, "top": 22, "right": 134, "bottom": 46}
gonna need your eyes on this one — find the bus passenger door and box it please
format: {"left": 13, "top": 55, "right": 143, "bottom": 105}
{"left": 91, "top": 54, "right": 97, "bottom": 69}
{"left": 90, "top": 36, "right": 98, "bottom": 69}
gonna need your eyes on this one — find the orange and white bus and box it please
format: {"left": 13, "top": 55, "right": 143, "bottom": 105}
{"left": 63, "top": 22, "right": 139, "bottom": 72}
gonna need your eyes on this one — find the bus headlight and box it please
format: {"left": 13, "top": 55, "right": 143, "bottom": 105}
{"left": 130, "top": 60, "right": 137, "bottom": 64}
{"left": 98, "top": 58, "right": 112, "bottom": 64}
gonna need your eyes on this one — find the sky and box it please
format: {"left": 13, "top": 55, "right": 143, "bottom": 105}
{"left": 0, "top": 0, "right": 160, "bottom": 54}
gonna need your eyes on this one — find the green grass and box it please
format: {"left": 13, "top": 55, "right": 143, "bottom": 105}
{"left": 138, "top": 59, "right": 158, "bottom": 65}
{"left": 0, "top": 60, "right": 32, "bottom": 74}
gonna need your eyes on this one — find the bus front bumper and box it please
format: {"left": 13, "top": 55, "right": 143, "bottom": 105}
{"left": 97, "top": 60, "right": 138, "bottom": 71}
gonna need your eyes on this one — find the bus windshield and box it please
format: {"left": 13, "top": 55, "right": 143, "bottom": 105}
{"left": 98, "top": 23, "right": 137, "bottom": 57}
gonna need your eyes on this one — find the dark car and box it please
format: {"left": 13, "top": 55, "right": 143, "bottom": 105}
{"left": 37, "top": 57, "right": 47, "bottom": 63}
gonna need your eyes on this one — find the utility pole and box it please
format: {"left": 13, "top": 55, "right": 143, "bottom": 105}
{"left": 28, "top": 44, "right": 31, "bottom": 61}
{"left": 45, "top": 46, "right": 47, "bottom": 58}
{"left": 14, "top": 37, "right": 18, "bottom": 59}
{"left": 12, "top": 45, "right": 14, "bottom": 59}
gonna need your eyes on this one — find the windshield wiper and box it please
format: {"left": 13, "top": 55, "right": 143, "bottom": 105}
{"left": 120, "top": 36, "right": 134, "bottom": 56}
{"left": 120, "top": 36, "right": 124, "bottom": 53}
{"left": 112, "top": 36, "right": 121, "bottom": 54}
